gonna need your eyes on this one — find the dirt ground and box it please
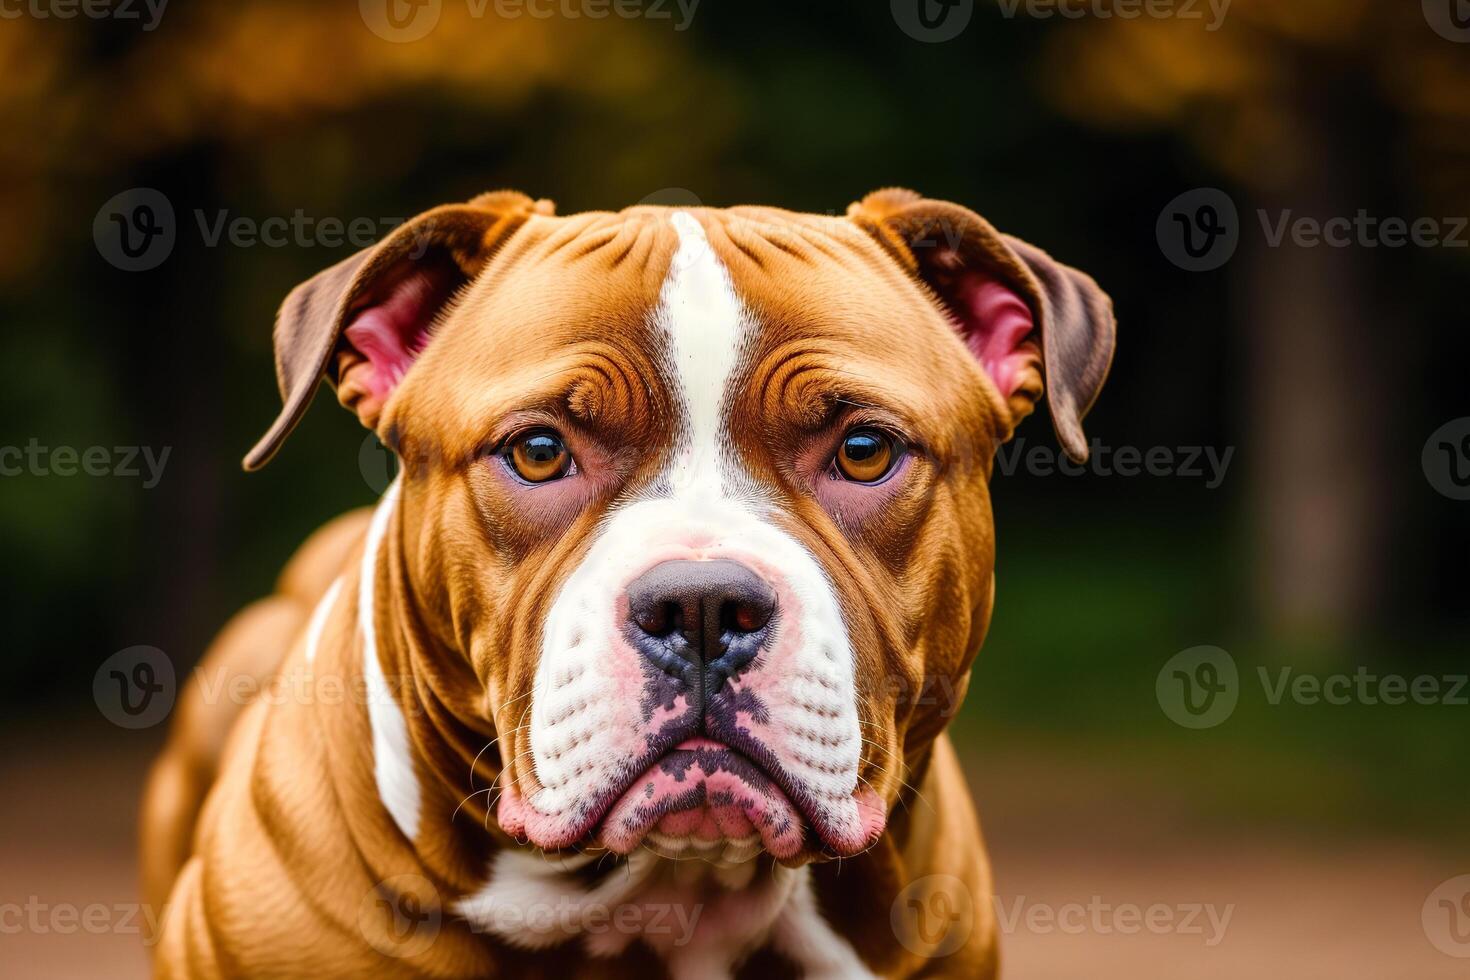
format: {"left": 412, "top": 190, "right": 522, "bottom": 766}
{"left": 1, "top": 718, "right": 1462, "bottom": 979}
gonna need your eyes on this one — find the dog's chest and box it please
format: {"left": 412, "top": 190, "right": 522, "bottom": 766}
{"left": 456, "top": 850, "right": 875, "bottom": 979}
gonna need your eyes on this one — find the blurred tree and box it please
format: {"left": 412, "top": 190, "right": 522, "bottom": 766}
{"left": 0, "top": 2, "right": 725, "bottom": 689}
{"left": 1038, "top": 0, "right": 1470, "bottom": 644}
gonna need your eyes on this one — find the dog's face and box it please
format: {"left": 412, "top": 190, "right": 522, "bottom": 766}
{"left": 248, "top": 189, "right": 1113, "bottom": 865}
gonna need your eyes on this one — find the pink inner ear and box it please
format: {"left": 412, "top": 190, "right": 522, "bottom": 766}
{"left": 950, "top": 271, "right": 1036, "bottom": 398}
{"left": 342, "top": 270, "right": 446, "bottom": 402}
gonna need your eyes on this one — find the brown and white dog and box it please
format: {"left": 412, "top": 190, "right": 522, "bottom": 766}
{"left": 141, "top": 188, "right": 1114, "bottom": 978}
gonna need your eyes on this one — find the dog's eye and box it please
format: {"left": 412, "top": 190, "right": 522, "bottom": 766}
{"left": 504, "top": 430, "right": 572, "bottom": 483}
{"left": 834, "top": 428, "right": 898, "bottom": 483}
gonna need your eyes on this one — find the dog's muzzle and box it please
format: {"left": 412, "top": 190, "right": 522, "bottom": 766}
{"left": 505, "top": 496, "right": 886, "bottom": 862}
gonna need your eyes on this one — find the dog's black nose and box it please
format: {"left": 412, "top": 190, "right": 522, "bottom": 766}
{"left": 626, "top": 559, "right": 775, "bottom": 687}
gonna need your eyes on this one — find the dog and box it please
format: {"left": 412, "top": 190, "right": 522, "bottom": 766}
{"left": 141, "top": 188, "right": 1114, "bottom": 978}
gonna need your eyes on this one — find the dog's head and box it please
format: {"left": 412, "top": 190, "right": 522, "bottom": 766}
{"left": 248, "top": 189, "right": 1113, "bottom": 865}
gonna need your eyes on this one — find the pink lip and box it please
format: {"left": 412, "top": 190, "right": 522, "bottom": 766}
{"left": 596, "top": 738, "right": 805, "bottom": 859}
{"left": 496, "top": 736, "right": 887, "bottom": 859}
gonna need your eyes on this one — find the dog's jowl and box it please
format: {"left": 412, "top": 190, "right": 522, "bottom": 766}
{"left": 141, "top": 189, "right": 1115, "bottom": 978}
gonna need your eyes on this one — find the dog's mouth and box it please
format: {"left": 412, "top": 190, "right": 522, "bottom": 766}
{"left": 497, "top": 735, "right": 886, "bottom": 862}
{"left": 595, "top": 737, "right": 803, "bottom": 860}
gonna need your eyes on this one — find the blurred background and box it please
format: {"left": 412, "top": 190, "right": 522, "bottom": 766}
{"left": 2, "top": 0, "right": 1467, "bottom": 976}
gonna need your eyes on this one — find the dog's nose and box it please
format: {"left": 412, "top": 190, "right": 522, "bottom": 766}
{"left": 625, "top": 559, "right": 776, "bottom": 685}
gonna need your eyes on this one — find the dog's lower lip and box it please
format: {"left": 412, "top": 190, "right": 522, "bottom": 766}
{"left": 593, "top": 737, "right": 805, "bottom": 859}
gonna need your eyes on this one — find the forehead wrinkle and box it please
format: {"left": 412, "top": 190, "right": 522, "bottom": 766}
{"left": 717, "top": 207, "right": 877, "bottom": 266}
{"left": 435, "top": 343, "right": 660, "bottom": 448}
{"left": 753, "top": 354, "right": 932, "bottom": 436}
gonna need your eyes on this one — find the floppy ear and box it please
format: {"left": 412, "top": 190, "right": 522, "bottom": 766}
{"left": 243, "top": 190, "right": 554, "bottom": 471}
{"left": 849, "top": 188, "right": 1115, "bottom": 462}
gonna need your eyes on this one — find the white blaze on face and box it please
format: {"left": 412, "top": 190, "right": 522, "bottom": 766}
{"left": 523, "top": 212, "right": 867, "bottom": 854}
{"left": 660, "top": 210, "right": 746, "bottom": 498}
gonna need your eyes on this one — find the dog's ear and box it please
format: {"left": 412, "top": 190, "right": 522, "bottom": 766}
{"left": 849, "top": 188, "right": 1115, "bottom": 462}
{"left": 243, "top": 190, "right": 554, "bottom": 471}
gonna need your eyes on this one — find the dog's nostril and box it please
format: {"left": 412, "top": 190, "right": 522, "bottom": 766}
{"left": 635, "top": 601, "right": 680, "bottom": 638}
{"left": 722, "top": 599, "right": 771, "bottom": 634}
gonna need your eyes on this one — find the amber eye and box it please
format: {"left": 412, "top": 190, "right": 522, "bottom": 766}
{"left": 835, "top": 428, "right": 898, "bottom": 483}
{"left": 505, "top": 430, "right": 572, "bottom": 483}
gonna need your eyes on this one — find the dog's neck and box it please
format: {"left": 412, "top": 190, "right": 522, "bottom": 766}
{"left": 351, "top": 478, "right": 504, "bottom": 872}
